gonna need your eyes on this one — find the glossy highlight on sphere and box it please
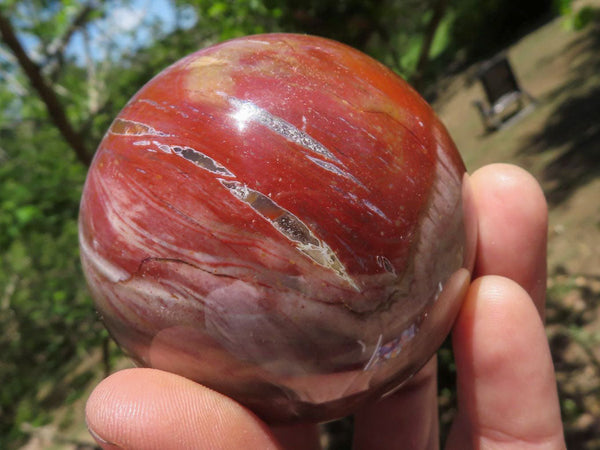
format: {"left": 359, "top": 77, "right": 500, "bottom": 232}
{"left": 79, "top": 33, "right": 476, "bottom": 424}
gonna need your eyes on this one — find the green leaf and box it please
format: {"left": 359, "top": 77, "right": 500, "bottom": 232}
{"left": 207, "top": 2, "right": 227, "bottom": 18}
{"left": 15, "top": 205, "right": 40, "bottom": 225}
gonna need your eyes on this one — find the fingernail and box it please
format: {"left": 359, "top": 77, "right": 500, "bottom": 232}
{"left": 87, "top": 423, "right": 122, "bottom": 449}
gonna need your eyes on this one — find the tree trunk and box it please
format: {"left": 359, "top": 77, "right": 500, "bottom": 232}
{"left": 411, "top": 0, "right": 449, "bottom": 92}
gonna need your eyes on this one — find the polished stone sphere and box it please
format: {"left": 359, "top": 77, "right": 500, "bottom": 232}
{"left": 79, "top": 33, "right": 476, "bottom": 424}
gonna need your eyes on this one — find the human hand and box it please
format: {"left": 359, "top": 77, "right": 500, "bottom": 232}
{"left": 85, "top": 163, "right": 566, "bottom": 449}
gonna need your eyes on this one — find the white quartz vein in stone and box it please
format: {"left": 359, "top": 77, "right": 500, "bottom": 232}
{"left": 219, "top": 179, "right": 358, "bottom": 290}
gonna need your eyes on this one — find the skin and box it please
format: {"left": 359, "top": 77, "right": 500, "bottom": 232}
{"left": 85, "top": 163, "right": 566, "bottom": 449}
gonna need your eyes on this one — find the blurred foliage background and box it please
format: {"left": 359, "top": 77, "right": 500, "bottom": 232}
{"left": 1, "top": 0, "right": 599, "bottom": 448}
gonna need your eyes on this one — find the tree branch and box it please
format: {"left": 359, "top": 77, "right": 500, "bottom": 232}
{"left": 0, "top": 12, "right": 92, "bottom": 166}
{"left": 46, "top": 1, "right": 98, "bottom": 79}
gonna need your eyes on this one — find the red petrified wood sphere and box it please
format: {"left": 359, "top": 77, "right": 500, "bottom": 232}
{"left": 79, "top": 33, "right": 476, "bottom": 423}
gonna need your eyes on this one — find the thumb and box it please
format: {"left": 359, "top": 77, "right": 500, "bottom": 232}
{"left": 85, "top": 368, "right": 283, "bottom": 450}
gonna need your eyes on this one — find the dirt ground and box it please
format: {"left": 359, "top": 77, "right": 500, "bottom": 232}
{"left": 434, "top": 5, "right": 600, "bottom": 448}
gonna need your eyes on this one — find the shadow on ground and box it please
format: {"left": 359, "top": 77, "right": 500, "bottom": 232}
{"left": 519, "top": 23, "right": 600, "bottom": 205}
{"left": 546, "top": 269, "right": 600, "bottom": 449}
